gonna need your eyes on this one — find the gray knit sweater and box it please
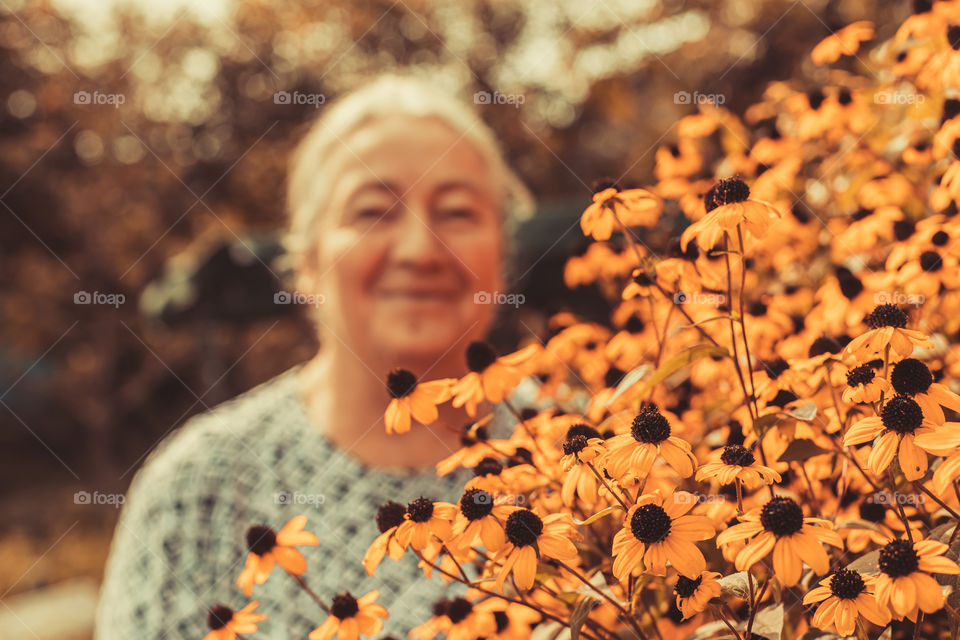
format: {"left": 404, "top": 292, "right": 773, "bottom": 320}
{"left": 95, "top": 366, "right": 472, "bottom": 640}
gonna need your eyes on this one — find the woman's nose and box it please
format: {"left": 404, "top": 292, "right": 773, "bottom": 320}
{"left": 391, "top": 206, "right": 442, "bottom": 264}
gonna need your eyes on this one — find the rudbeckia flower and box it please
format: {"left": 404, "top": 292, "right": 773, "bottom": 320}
{"left": 611, "top": 491, "right": 715, "bottom": 580}
{"left": 674, "top": 571, "right": 722, "bottom": 619}
{"left": 717, "top": 496, "right": 842, "bottom": 587}
{"left": 384, "top": 369, "right": 454, "bottom": 434}
{"left": 605, "top": 405, "right": 697, "bottom": 480}
{"left": 843, "top": 304, "right": 932, "bottom": 360}
{"left": 493, "top": 509, "right": 580, "bottom": 592}
{"left": 395, "top": 496, "right": 457, "bottom": 550}
{"left": 890, "top": 357, "right": 960, "bottom": 424}
{"left": 679, "top": 177, "right": 780, "bottom": 252}
{"left": 203, "top": 602, "right": 266, "bottom": 640}
{"left": 811, "top": 21, "right": 875, "bottom": 65}
{"left": 912, "top": 423, "right": 960, "bottom": 493}
{"left": 579, "top": 181, "right": 661, "bottom": 241}
{"left": 409, "top": 597, "right": 497, "bottom": 640}
{"left": 874, "top": 538, "right": 960, "bottom": 619}
{"left": 451, "top": 488, "right": 513, "bottom": 552}
{"left": 802, "top": 569, "right": 890, "bottom": 636}
{"left": 451, "top": 342, "right": 539, "bottom": 416}
{"left": 362, "top": 501, "right": 407, "bottom": 575}
{"left": 559, "top": 425, "right": 606, "bottom": 507}
{"left": 843, "top": 395, "right": 938, "bottom": 480}
{"left": 308, "top": 591, "right": 388, "bottom": 640}
{"left": 842, "top": 363, "right": 891, "bottom": 404}
{"left": 694, "top": 444, "right": 781, "bottom": 489}
{"left": 237, "top": 516, "right": 320, "bottom": 597}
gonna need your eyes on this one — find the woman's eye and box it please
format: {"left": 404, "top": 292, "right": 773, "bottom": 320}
{"left": 354, "top": 207, "right": 390, "bottom": 222}
{"left": 439, "top": 207, "right": 476, "bottom": 221}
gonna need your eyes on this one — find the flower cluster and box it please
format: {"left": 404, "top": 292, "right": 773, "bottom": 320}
{"left": 214, "top": 5, "right": 960, "bottom": 639}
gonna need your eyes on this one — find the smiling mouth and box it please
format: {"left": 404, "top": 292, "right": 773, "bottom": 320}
{"left": 378, "top": 289, "right": 460, "bottom": 302}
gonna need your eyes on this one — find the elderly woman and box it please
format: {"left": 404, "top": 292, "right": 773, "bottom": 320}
{"left": 95, "top": 75, "right": 533, "bottom": 639}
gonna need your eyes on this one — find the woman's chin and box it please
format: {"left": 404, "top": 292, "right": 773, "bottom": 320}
{"left": 371, "top": 320, "right": 482, "bottom": 367}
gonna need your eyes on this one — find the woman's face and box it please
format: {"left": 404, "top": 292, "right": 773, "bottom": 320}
{"left": 299, "top": 115, "right": 504, "bottom": 368}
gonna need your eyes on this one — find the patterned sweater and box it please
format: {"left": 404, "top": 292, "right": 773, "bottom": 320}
{"left": 95, "top": 366, "right": 472, "bottom": 640}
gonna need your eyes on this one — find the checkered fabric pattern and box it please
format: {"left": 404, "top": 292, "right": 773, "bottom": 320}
{"left": 95, "top": 366, "right": 472, "bottom": 640}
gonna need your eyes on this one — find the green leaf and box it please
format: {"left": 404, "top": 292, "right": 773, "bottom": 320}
{"left": 573, "top": 505, "right": 621, "bottom": 526}
{"left": 569, "top": 596, "right": 599, "bottom": 640}
{"left": 836, "top": 520, "right": 886, "bottom": 534}
{"left": 606, "top": 364, "right": 651, "bottom": 406}
{"left": 778, "top": 438, "right": 830, "bottom": 463}
{"left": 787, "top": 403, "right": 818, "bottom": 421}
{"left": 632, "top": 344, "right": 729, "bottom": 398}
{"left": 845, "top": 550, "right": 880, "bottom": 576}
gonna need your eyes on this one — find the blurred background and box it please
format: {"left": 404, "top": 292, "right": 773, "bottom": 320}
{"left": 0, "top": 0, "right": 911, "bottom": 637}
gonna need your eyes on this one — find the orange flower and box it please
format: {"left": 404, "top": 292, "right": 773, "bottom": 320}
{"left": 695, "top": 444, "right": 781, "bottom": 489}
{"left": 202, "top": 602, "right": 266, "bottom": 640}
{"left": 605, "top": 405, "right": 697, "bottom": 480}
{"left": 383, "top": 369, "right": 454, "bottom": 434}
{"left": 362, "top": 501, "right": 407, "bottom": 575}
{"left": 559, "top": 424, "right": 607, "bottom": 507}
{"left": 811, "top": 21, "right": 875, "bottom": 65}
{"left": 612, "top": 491, "right": 715, "bottom": 581}
{"left": 451, "top": 488, "right": 513, "bottom": 552}
{"left": 874, "top": 538, "right": 960, "bottom": 619}
{"left": 236, "top": 516, "right": 319, "bottom": 597}
{"left": 394, "top": 497, "right": 457, "bottom": 550}
{"left": 409, "top": 596, "right": 497, "bottom": 640}
{"left": 842, "top": 304, "right": 932, "bottom": 360}
{"left": 842, "top": 363, "right": 891, "bottom": 404}
{"left": 842, "top": 395, "right": 939, "bottom": 481}
{"left": 674, "top": 571, "right": 722, "bottom": 619}
{"left": 803, "top": 569, "right": 889, "bottom": 636}
{"left": 308, "top": 591, "right": 388, "bottom": 640}
{"left": 679, "top": 177, "right": 780, "bottom": 252}
{"left": 890, "top": 357, "right": 960, "bottom": 424}
{"left": 580, "top": 181, "right": 661, "bottom": 241}
{"left": 493, "top": 509, "right": 580, "bottom": 592}
{"left": 451, "top": 342, "right": 539, "bottom": 416}
{"left": 717, "top": 496, "right": 842, "bottom": 587}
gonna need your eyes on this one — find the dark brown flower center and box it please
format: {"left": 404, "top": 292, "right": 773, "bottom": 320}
{"left": 631, "top": 406, "right": 671, "bottom": 443}
{"left": 675, "top": 574, "right": 702, "bottom": 597}
{"left": 846, "top": 364, "right": 876, "bottom": 388}
{"left": 466, "top": 341, "right": 498, "bottom": 372}
{"left": 331, "top": 592, "right": 359, "bottom": 619}
{"left": 809, "top": 335, "right": 841, "bottom": 358}
{"left": 866, "top": 304, "right": 907, "bottom": 329}
{"left": 567, "top": 424, "right": 602, "bottom": 441}
{"left": 245, "top": 525, "right": 277, "bottom": 556}
{"left": 563, "top": 435, "right": 590, "bottom": 456}
{"left": 830, "top": 569, "right": 866, "bottom": 599}
{"left": 760, "top": 497, "right": 804, "bottom": 537}
{"left": 721, "top": 445, "right": 755, "bottom": 467}
{"left": 376, "top": 501, "right": 407, "bottom": 533}
{"left": 880, "top": 395, "right": 924, "bottom": 433}
{"left": 386, "top": 368, "right": 418, "bottom": 398}
{"left": 705, "top": 177, "right": 750, "bottom": 212}
{"left": 630, "top": 504, "right": 672, "bottom": 543}
{"left": 473, "top": 457, "right": 503, "bottom": 477}
{"left": 446, "top": 597, "right": 473, "bottom": 623}
{"left": 933, "top": 230, "right": 949, "bottom": 246}
{"left": 460, "top": 488, "right": 494, "bottom": 520}
{"left": 879, "top": 539, "right": 919, "bottom": 577}
{"left": 207, "top": 604, "right": 233, "bottom": 630}
{"left": 949, "top": 25, "right": 960, "bottom": 50}
{"left": 891, "top": 358, "right": 933, "bottom": 396}
{"left": 920, "top": 250, "right": 943, "bottom": 272}
{"left": 505, "top": 509, "right": 543, "bottom": 547}
{"left": 591, "top": 177, "right": 620, "bottom": 194}
{"left": 407, "top": 497, "right": 435, "bottom": 523}
{"left": 859, "top": 497, "right": 886, "bottom": 523}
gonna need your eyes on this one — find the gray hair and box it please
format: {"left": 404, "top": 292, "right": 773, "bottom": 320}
{"left": 284, "top": 73, "right": 535, "bottom": 267}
